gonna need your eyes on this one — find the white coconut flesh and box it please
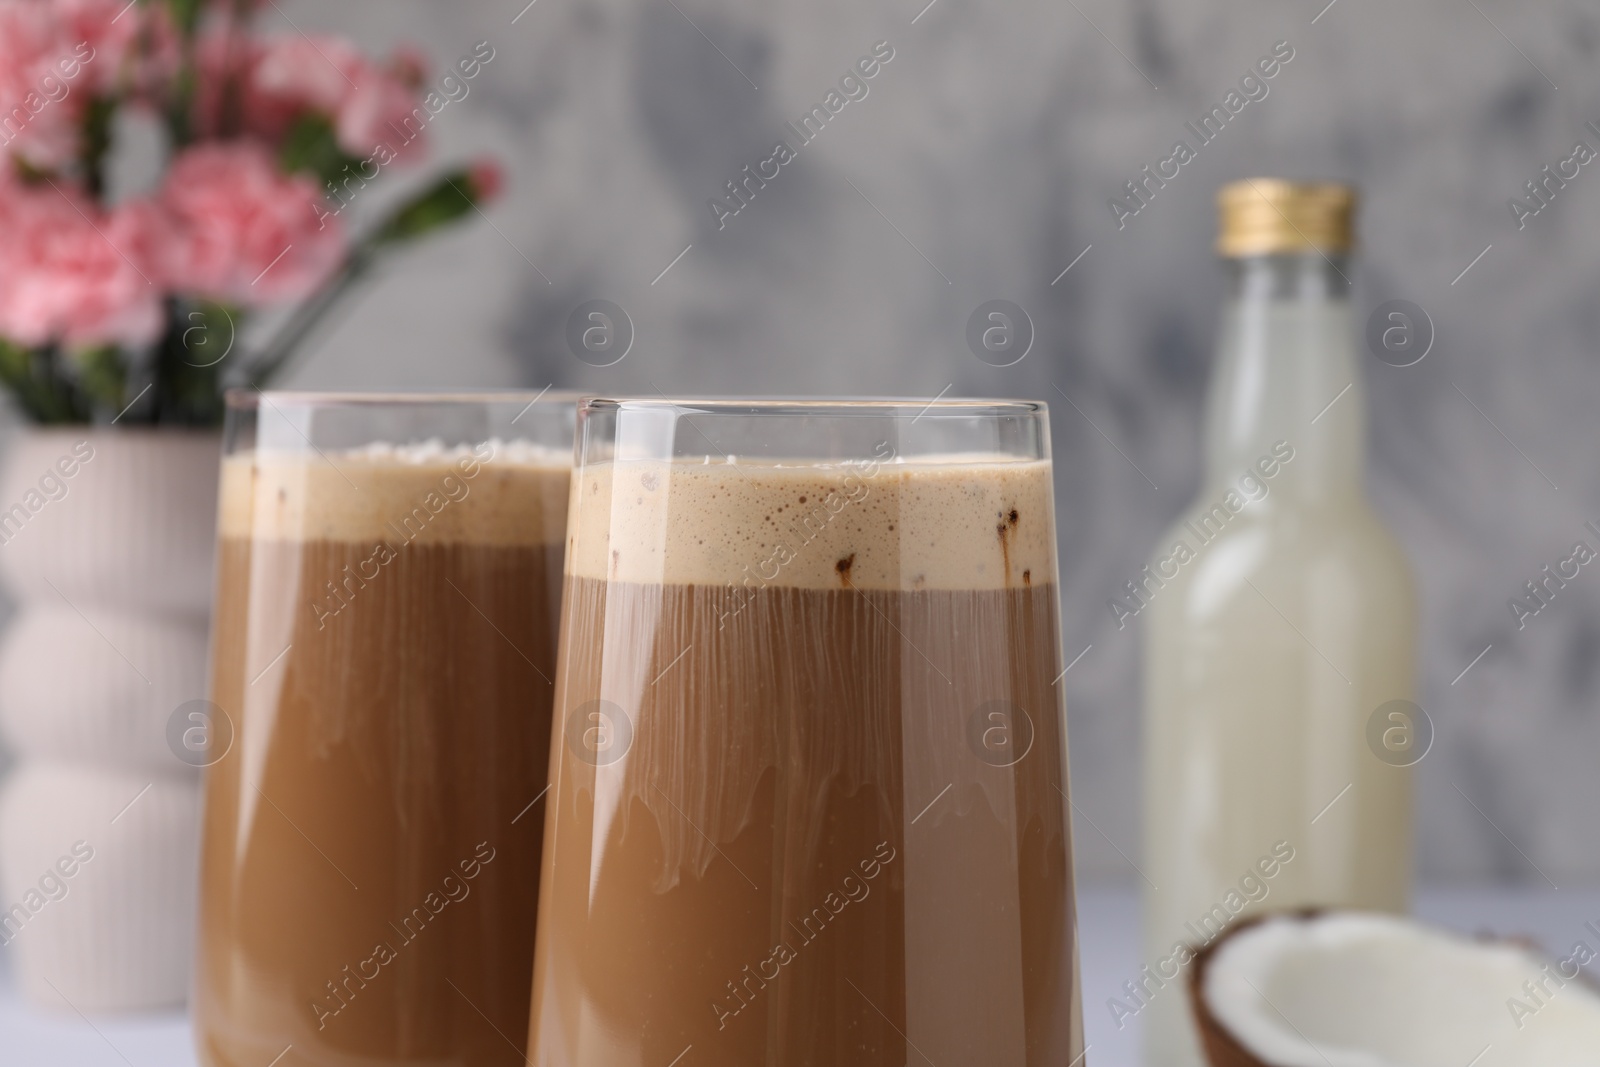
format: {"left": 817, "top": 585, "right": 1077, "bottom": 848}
{"left": 1202, "top": 912, "right": 1600, "bottom": 1067}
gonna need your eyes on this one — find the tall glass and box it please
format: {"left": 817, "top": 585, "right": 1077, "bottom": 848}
{"left": 196, "top": 392, "right": 574, "bottom": 1067}
{"left": 529, "top": 398, "right": 1085, "bottom": 1066}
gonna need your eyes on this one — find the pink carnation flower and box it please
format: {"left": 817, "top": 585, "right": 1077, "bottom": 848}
{"left": 0, "top": 179, "right": 162, "bottom": 349}
{"left": 53, "top": 0, "right": 146, "bottom": 95}
{"left": 0, "top": 1, "right": 88, "bottom": 168}
{"left": 160, "top": 141, "right": 346, "bottom": 306}
{"left": 249, "top": 34, "right": 362, "bottom": 137}
{"left": 335, "top": 59, "right": 426, "bottom": 160}
{"left": 0, "top": 0, "right": 176, "bottom": 167}
{"left": 258, "top": 34, "right": 426, "bottom": 159}
{"left": 192, "top": 29, "right": 425, "bottom": 160}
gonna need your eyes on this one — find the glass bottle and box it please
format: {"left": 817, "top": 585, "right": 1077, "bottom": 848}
{"left": 1138, "top": 181, "right": 1417, "bottom": 1066}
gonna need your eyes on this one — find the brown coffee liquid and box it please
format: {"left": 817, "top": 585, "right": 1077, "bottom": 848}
{"left": 529, "top": 577, "right": 1081, "bottom": 1066}
{"left": 197, "top": 528, "right": 560, "bottom": 1066}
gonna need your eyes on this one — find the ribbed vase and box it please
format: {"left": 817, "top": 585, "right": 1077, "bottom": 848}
{"left": 0, "top": 428, "right": 219, "bottom": 1012}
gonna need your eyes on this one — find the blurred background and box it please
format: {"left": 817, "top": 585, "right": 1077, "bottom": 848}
{"left": 2, "top": 0, "right": 1598, "bottom": 1061}
{"left": 63, "top": 0, "right": 1586, "bottom": 888}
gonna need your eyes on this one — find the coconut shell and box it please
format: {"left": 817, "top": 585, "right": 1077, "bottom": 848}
{"left": 1186, "top": 909, "right": 1321, "bottom": 1067}
{"left": 1184, "top": 908, "right": 1600, "bottom": 1066}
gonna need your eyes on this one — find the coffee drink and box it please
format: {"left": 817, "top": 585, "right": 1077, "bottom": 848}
{"left": 529, "top": 451, "right": 1085, "bottom": 1065}
{"left": 196, "top": 440, "right": 568, "bottom": 1067}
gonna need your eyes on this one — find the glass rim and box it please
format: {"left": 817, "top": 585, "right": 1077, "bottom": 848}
{"left": 579, "top": 396, "right": 1047, "bottom": 419}
{"left": 224, "top": 388, "right": 586, "bottom": 410}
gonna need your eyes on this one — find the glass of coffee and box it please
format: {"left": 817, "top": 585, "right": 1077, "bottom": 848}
{"left": 196, "top": 391, "right": 573, "bottom": 1067}
{"left": 529, "top": 398, "right": 1085, "bottom": 1066}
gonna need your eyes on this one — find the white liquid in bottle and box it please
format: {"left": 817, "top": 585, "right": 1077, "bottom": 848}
{"left": 1139, "top": 183, "right": 1417, "bottom": 1067}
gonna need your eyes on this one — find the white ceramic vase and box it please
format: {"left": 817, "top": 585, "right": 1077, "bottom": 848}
{"left": 0, "top": 428, "right": 219, "bottom": 1012}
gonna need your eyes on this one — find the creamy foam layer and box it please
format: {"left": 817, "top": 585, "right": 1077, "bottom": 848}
{"left": 567, "top": 456, "right": 1056, "bottom": 590}
{"left": 219, "top": 439, "right": 570, "bottom": 546}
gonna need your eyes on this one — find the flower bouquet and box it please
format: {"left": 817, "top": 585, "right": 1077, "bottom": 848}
{"left": 0, "top": 0, "right": 501, "bottom": 425}
{"left": 0, "top": 0, "right": 503, "bottom": 1012}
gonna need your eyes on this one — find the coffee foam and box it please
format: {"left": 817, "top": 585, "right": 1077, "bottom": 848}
{"left": 566, "top": 455, "right": 1056, "bottom": 591}
{"left": 219, "top": 439, "right": 570, "bottom": 546}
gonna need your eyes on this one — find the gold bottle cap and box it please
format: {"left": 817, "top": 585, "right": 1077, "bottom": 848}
{"left": 1216, "top": 179, "right": 1355, "bottom": 257}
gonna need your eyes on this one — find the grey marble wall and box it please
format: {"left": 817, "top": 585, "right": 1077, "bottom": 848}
{"left": 245, "top": 0, "right": 1600, "bottom": 883}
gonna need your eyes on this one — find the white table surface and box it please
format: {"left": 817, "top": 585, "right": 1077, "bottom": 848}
{"left": 3, "top": 886, "right": 1592, "bottom": 1067}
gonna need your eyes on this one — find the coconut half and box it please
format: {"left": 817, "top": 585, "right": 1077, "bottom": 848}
{"left": 1190, "top": 910, "right": 1600, "bottom": 1067}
